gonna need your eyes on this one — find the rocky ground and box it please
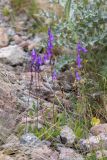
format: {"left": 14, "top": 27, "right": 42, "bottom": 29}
{"left": 0, "top": 0, "right": 107, "bottom": 160}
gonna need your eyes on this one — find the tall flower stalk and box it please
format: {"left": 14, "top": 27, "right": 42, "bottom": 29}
{"left": 52, "top": 70, "right": 57, "bottom": 124}
{"left": 25, "top": 49, "right": 36, "bottom": 133}
{"left": 28, "top": 49, "right": 43, "bottom": 130}
{"left": 46, "top": 28, "right": 54, "bottom": 62}
{"left": 27, "top": 28, "right": 55, "bottom": 130}
{"left": 75, "top": 42, "right": 88, "bottom": 81}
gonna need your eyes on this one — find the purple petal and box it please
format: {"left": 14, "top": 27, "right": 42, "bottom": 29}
{"left": 47, "top": 49, "right": 52, "bottom": 58}
{"left": 47, "top": 40, "right": 53, "bottom": 49}
{"left": 43, "top": 53, "right": 49, "bottom": 62}
{"left": 49, "top": 33, "right": 54, "bottom": 42}
{"left": 75, "top": 71, "right": 81, "bottom": 81}
{"left": 31, "top": 49, "right": 37, "bottom": 61}
{"left": 77, "top": 43, "right": 81, "bottom": 53}
{"left": 76, "top": 54, "right": 82, "bottom": 68}
{"left": 43, "top": 53, "right": 50, "bottom": 64}
{"left": 81, "top": 47, "right": 88, "bottom": 53}
{"left": 46, "top": 28, "right": 54, "bottom": 59}
{"left": 52, "top": 70, "right": 57, "bottom": 81}
{"left": 48, "top": 28, "right": 54, "bottom": 41}
{"left": 77, "top": 42, "right": 88, "bottom": 54}
{"left": 37, "top": 55, "right": 42, "bottom": 66}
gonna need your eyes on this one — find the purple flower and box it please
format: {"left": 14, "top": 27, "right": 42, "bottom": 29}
{"left": 47, "top": 48, "right": 52, "bottom": 58}
{"left": 43, "top": 53, "right": 49, "bottom": 62}
{"left": 52, "top": 70, "right": 57, "bottom": 81}
{"left": 49, "top": 33, "right": 54, "bottom": 42}
{"left": 48, "top": 28, "right": 54, "bottom": 42}
{"left": 77, "top": 43, "right": 82, "bottom": 52}
{"left": 36, "top": 55, "right": 42, "bottom": 66}
{"left": 81, "top": 47, "right": 88, "bottom": 53}
{"left": 33, "top": 55, "right": 42, "bottom": 72}
{"left": 46, "top": 28, "right": 54, "bottom": 61}
{"left": 77, "top": 42, "right": 88, "bottom": 54}
{"left": 47, "top": 40, "right": 53, "bottom": 49}
{"left": 76, "top": 54, "right": 82, "bottom": 68}
{"left": 31, "top": 49, "right": 37, "bottom": 63}
{"left": 75, "top": 71, "right": 81, "bottom": 81}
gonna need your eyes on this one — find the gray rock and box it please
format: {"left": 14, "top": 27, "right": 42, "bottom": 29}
{"left": 90, "top": 123, "right": 107, "bottom": 136}
{"left": 6, "top": 134, "right": 19, "bottom": 144}
{"left": 96, "top": 150, "right": 107, "bottom": 159}
{"left": 79, "top": 133, "right": 107, "bottom": 151}
{"left": 60, "top": 126, "right": 76, "bottom": 146}
{"left": 0, "top": 134, "right": 58, "bottom": 160}
{"left": 0, "top": 135, "right": 20, "bottom": 155}
{"left": 0, "top": 126, "right": 11, "bottom": 145}
{"left": 59, "top": 147, "right": 84, "bottom": 160}
{"left": 20, "top": 133, "right": 40, "bottom": 145}
{"left": 0, "top": 110, "right": 17, "bottom": 145}
{"left": 0, "top": 45, "right": 27, "bottom": 65}
{"left": 0, "top": 153, "right": 14, "bottom": 160}
{"left": 0, "top": 27, "right": 9, "bottom": 48}
{"left": 31, "top": 145, "right": 59, "bottom": 160}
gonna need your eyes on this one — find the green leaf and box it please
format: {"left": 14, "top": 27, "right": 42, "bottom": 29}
{"left": 65, "top": 0, "right": 71, "bottom": 19}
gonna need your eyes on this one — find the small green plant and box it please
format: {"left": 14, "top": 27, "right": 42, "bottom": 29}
{"left": 55, "top": 54, "right": 75, "bottom": 72}
{"left": 85, "top": 152, "right": 107, "bottom": 160}
{"left": 27, "top": 103, "right": 67, "bottom": 141}
{"left": 85, "top": 152, "right": 96, "bottom": 160}
{"left": 28, "top": 101, "right": 37, "bottom": 117}
{"left": 2, "top": 6, "right": 10, "bottom": 17}
{"left": 10, "top": 0, "right": 38, "bottom": 17}
{"left": 27, "top": 113, "right": 61, "bottom": 141}
{"left": 16, "top": 124, "right": 25, "bottom": 137}
{"left": 33, "top": 125, "right": 60, "bottom": 141}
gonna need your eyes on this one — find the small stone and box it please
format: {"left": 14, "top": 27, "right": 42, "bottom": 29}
{"left": 59, "top": 147, "right": 84, "bottom": 160}
{"left": 28, "top": 42, "right": 35, "bottom": 51}
{"left": 7, "top": 27, "right": 15, "bottom": 37}
{"left": 0, "top": 45, "right": 27, "bottom": 66}
{"left": 13, "top": 35, "right": 22, "bottom": 44}
{"left": 60, "top": 126, "right": 76, "bottom": 146}
{"left": 19, "top": 41, "right": 29, "bottom": 49}
{"left": 96, "top": 150, "right": 107, "bottom": 159}
{"left": 42, "top": 140, "right": 51, "bottom": 147}
{"left": 15, "top": 21, "right": 25, "bottom": 32}
{"left": 20, "top": 133, "right": 40, "bottom": 145}
{"left": 0, "top": 27, "right": 9, "bottom": 48}
{"left": 90, "top": 123, "right": 107, "bottom": 136}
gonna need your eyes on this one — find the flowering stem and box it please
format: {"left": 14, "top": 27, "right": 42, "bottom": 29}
{"left": 25, "top": 65, "right": 33, "bottom": 133}
{"left": 52, "top": 81, "right": 56, "bottom": 124}
{"left": 37, "top": 97, "right": 39, "bottom": 130}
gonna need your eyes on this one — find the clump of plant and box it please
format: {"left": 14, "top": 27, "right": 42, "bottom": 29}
{"left": 25, "top": 28, "right": 57, "bottom": 131}
{"left": 25, "top": 25, "right": 92, "bottom": 143}
{"left": 2, "top": 6, "right": 10, "bottom": 17}
{"left": 10, "top": 0, "right": 38, "bottom": 17}
{"left": 53, "top": 0, "right": 107, "bottom": 121}
{"left": 22, "top": 3, "right": 107, "bottom": 156}
{"left": 28, "top": 109, "right": 61, "bottom": 141}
